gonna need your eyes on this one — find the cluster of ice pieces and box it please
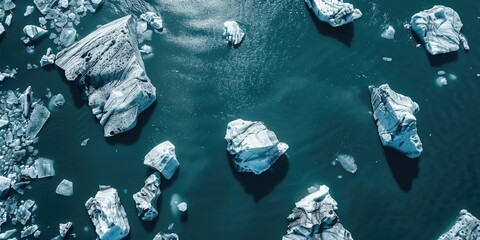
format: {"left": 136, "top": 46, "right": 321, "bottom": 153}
{"left": 223, "top": 20, "right": 245, "bottom": 46}
{"left": 55, "top": 15, "right": 157, "bottom": 137}
{"left": 283, "top": 185, "right": 353, "bottom": 240}
{"left": 305, "top": 0, "right": 362, "bottom": 27}
{"left": 411, "top": 5, "right": 469, "bottom": 55}
{"left": 369, "top": 84, "right": 423, "bottom": 158}
{"left": 0, "top": 0, "right": 15, "bottom": 36}
{"left": 31, "top": 0, "right": 103, "bottom": 47}
{"left": 0, "top": 196, "right": 40, "bottom": 238}
{"left": 0, "top": 66, "right": 17, "bottom": 82}
{"left": 225, "top": 119, "right": 288, "bottom": 175}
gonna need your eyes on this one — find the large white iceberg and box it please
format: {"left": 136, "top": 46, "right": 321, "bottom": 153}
{"left": 85, "top": 186, "right": 130, "bottom": 240}
{"left": 369, "top": 84, "right": 422, "bottom": 158}
{"left": 55, "top": 15, "right": 157, "bottom": 137}
{"left": 438, "top": 209, "right": 480, "bottom": 239}
{"left": 305, "top": 0, "right": 362, "bottom": 27}
{"left": 144, "top": 141, "right": 180, "bottom": 180}
{"left": 283, "top": 185, "right": 353, "bottom": 240}
{"left": 225, "top": 119, "right": 288, "bottom": 174}
{"left": 410, "top": 5, "right": 469, "bottom": 55}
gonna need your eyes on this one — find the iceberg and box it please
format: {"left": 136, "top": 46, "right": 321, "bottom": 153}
{"left": 23, "top": 25, "right": 48, "bottom": 42}
{"left": 438, "top": 209, "right": 480, "bottom": 239}
{"left": 369, "top": 84, "right": 422, "bottom": 158}
{"left": 24, "top": 5, "right": 35, "bottom": 17}
{"left": 335, "top": 154, "right": 357, "bottom": 174}
{"left": 58, "top": 23, "right": 77, "bottom": 47}
{"left": 133, "top": 172, "right": 161, "bottom": 221}
{"left": 225, "top": 119, "right": 288, "bottom": 174}
{"left": 305, "top": 0, "right": 362, "bottom": 27}
{"left": 59, "top": 221, "right": 73, "bottom": 238}
{"left": 381, "top": 25, "right": 395, "bottom": 39}
{"left": 144, "top": 141, "right": 180, "bottom": 179}
{"left": 154, "top": 232, "right": 179, "bottom": 240}
{"left": 25, "top": 104, "right": 50, "bottom": 139}
{"left": 34, "top": 158, "right": 55, "bottom": 178}
{"left": 55, "top": 15, "right": 157, "bottom": 137}
{"left": 223, "top": 21, "right": 245, "bottom": 46}
{"left": 40, "top": 47, "right": 56, "bottom": 67}
{"left": 283, "top": 185, "right": 353, "bottom": 240}
{"left": 411, "top": 5, "right": 469, "bottom": 55}
{"left": 85, "top": 186, "right": 130, "bottom": 240}
{"left": 55, "top": 179, "right": 73, "bottom": 196}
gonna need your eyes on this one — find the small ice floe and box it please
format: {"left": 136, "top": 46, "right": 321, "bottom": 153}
{"left": 223, "top": 20, "right": 245, "bottom": 46}
{"left": 335, "top": 154, "right": 357, "bottom": 174}
{"left": 437, "top": 70, "right": 446, "bottom": 75}
{"left": 382, "top": 57, "right": 392, "bottom": 62}
{"left": 55, "top": 179, "right": 73, "bottom": 197}
{"left": 40, "top": 47, "right": 55, "bottom": 67}
{"left": 436, "top": 76, "right": 448, "bottom": 86}
{"left": 24, "top": 5, "right": 35, "bottom": 17}
{"left": 176, "top": 202, "right": 188, "bottom": 212}
{"left": 80, "top": 138, "right": 90, "bottom": 147}
{"left": 381, "top": 25, "right": 395, "bottom": 39}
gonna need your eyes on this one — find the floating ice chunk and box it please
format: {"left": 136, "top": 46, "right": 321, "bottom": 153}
{"left": 58, "top": 0, "right": 69, "bottom": 8}
{"left": 438, "top": 209, "right": 480, "bottom": 240}
{"left": 85, "top": 186, "right": 130, "bottom": 240}
{"left": 305, "top": 0, "right": 362, "bottom": 27}
{"left": 0, "top": 176, "right": 11, "bottom": 197}
{"left": 0, "top": 23, "right": 4, "bottom": 36}
{"left": 33, "top": 0, "right": 57, "bottom": 15}
{"left": 133, "top": 172, "right": 161, "bottom": 221}
{"left": 411, "top": 5, "right": 469, "bottom": 55}
{"left": 3, "top": 0, "right": 15, "bottom": 11}
{"left": 40, "top": 47, "right": 55, "bottom": 67}
{"left": 382, "top": 57, "right": 392, "bottom": 62}
{"left": 5, "top": 14, "right": 12, "bottom": 27}
{"left": 26, "top": 46, "right": 35, "bottom": 54}
{"left": 144, "top": 141, "right": 180, "bottom": 179}
{"left": 59, "top": 23, "right": 77, "bottom": 47}
{"left": 335, "top": 154, "right": 357, "bottom": 174}
{"left": 436, "top": 76, "right": 448, "bottom": 86}
{"left": 177, "top": 202, "right": 187, "bottom": 212}
{"left": 23, "top": 25, "right": 48, "bottom": 42}
{"left": 56, "top": 179, "right": 73, "bottom": 196}
{"left": 34, "top": 158, "right": 55, "bottom": 178}
{"left": 48, "top": 94, "right": 65, "bottom": 111}
{"left": 447, "top": 73, "right": 457, "bottom": 81}
{"left": 0, "top": 229, "right": 16, "bottom": 239}
{"left": 154, "top": 232, "right": 179, "bottom": 240}
{"left": 307, "top": 186, "right": 318, "bottom": 193}
{"left": 225, "top": 119, "right": 288, "bottom": 174}
{"left": 369, "top": 84, "right": 422, "bottom": 158}
{"left": 140, "top": 12, "right": 163, "bottom": 30}
{"left": 223, "top": 20, "right": 245, "bottom": 46}
{"left": 283, "top": 185, "right": 353, "bottom": 239}
{"left": 437, "top": 70, "right": 446, "bottom": 75}
{"left": 24, "top": 6, "right": 35, "bottom": 17}
{"left": 59, "top": 222, "right": 73, "bottom": 238}
{"left": 20, "top": 225, "right": 38, "bottom": 238}
{"left": 140, "top": 45, "right": 152, "bottom": 54}
{"left": 80, "top": 138, "right": 90, "bottom": 147}
{"left": 381, "top": 25, "right": 395, "bottom": 39}
{"left": 25, "top": 104, "right": 51, "bottom": 139}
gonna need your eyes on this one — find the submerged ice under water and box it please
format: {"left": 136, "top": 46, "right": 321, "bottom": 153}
{"left": 0, "top": 0, "right": 479, "bottom": 239}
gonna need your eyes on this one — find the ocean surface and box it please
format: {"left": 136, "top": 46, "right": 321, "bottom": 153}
{"left": 0, "top": 0, "right": 480, "bottom": 239}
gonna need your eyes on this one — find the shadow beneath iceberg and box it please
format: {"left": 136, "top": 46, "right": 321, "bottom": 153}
{"left": 56, "top": 68, "right": 87, "bottom": 109}
{"left": 410, "top": 30, "right": 459, "bottom": 67}
{"left": 139, "top": 202, "right": 161, "bottom": 233}
{"left": 307, "top": 9, "right": 354, "bottom": 47}
{"left": 228, "top": 152, "right": 289, "bottom": 202}
{"left": 383, "top": 147, "right": 420, "bottom": 192}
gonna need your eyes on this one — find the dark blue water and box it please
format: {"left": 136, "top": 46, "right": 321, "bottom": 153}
{"left": 0, "top": 0, "right": 480, "bottom": 239}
